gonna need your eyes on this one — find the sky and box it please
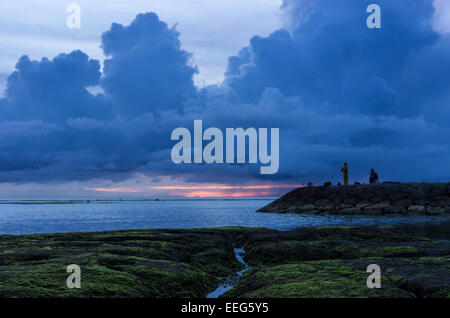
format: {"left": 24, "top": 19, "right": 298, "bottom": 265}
{"left": 0, "top": 0, "right": 282, "bottom": 92}
{"left": 0, "top": 0, "right": 450, "bottom": 198}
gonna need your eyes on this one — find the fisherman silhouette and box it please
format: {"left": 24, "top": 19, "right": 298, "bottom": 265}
{"left": 369, "top": 168, "right": 379, "bottom": 184}
{"left": 340, "top": 162, "right": 349, "bottom": 185}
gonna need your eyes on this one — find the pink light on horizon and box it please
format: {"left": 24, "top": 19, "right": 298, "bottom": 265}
{"left": 86, "top": 183, "right": 302, "bottom": 197}
{"left": 148, "top": 184, "right": 302, "bottom": 190}
{"left": 182, "top": 191, "right": 273, "bottom": 198}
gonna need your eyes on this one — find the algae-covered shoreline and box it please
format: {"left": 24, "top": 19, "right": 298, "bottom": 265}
{"left": 0, "top": 223, "right": 449, "bottom": 298}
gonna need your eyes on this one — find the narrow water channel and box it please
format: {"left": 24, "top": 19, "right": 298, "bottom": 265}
{"left": 206, "top": 248, "right": 250, "bottom": 298}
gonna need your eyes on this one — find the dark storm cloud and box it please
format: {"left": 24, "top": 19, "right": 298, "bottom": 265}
{"left": 0, "top": 1, "right": 449, "bottom": 184}
{"left": 224, "top": 0, "right": 439, "bottom": 114}
{"left": 101, "top": 12, "right": 198, "bottom": 117}
{"left": 1, "top": 51, "right": 109, "bottom": 122}
{"left": 217, "top": 0, "right": 450, "bottom": 181}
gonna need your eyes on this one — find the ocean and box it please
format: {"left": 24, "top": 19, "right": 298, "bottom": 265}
{"left": 0, "top": 199, "right": 449, "bottom": 235}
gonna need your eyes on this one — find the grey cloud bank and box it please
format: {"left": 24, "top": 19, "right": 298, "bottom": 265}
{"left": 0, "top": 0, "right": 449, "bottom": 187}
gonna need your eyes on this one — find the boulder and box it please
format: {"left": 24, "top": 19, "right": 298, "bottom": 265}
{"left": 314, "top": 199, "right": 330, "bottom": 206}
{"left": 366, "top": 202, "right": 391, "bottom": 210}
{"left": 413, "top": 199, "right": 429, "bottom": 206}
{"left": 286, "top": 206, "right": 299, "bottom": 213}
{"left": 340, "top": 207, "right": 362, "bottom": 215}
{"left": 408, "top": 205, "right": 426, "bottom": 213}
{"left": 337, "top": 204, "right": 354, "bottom": 210}
{"left": 304, "top": 209, "right": 321, "bottom": 215}
{"left": 393, "top": 200, "right": 412, "bottom": 207}
{"left": 364, "top": 209, "right": 383, "bottom": 215}
{"left": 319, "top": 204, "right": 336, "bottom": 212}
{"left": 426, "top": 207, "right": 445, "bottom": 215}
{"left": 299, "top": 204, "right": 317, "bottom": 212}
{"left": 356, "top": 202, "right": 371, "bottom": 209}
{"left": 389, "top": 192, "right": 408, "bottom": 201}
{"left": 411, "top": 189, "right": 426, "bottom": 199}
{"left": 343, "top": 198, "right": 357, "bottom": 205}
{"left": 384, "top": 206, "right": 407, "bottom": 215}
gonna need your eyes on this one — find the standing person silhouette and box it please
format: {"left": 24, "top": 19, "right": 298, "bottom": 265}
{"left": 341, "top": 162, "right": 349, "bottom": 185}
{"left": 369, "top": 168, "right": 379, "bottom": 184}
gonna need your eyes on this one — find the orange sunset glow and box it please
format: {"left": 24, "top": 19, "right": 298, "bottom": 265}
{"left": 183, "top": 191, "right": 273, "bottom": 198}
{"left": 86, "top": 183, "right": 302, "bottom": 198}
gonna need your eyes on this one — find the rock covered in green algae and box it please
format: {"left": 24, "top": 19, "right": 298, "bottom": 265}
{"left": 223, "top": 225, "right": 450, "bottom": 298}
{"left": 257, "top": 183, "right": 450, "bottom": 215}
{"left": 0, "top": 225, "right": 449, "bottom": 298}
{"left": 0, "top": 227, "right": 264, "bottom": 298}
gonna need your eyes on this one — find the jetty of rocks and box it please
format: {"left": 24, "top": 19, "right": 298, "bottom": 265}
{"left": 258, "top": 183, "right": 450, "bottom": 215}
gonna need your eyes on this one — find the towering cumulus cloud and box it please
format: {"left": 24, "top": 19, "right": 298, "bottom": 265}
{"left": 225, "top": 0, "right": 439, "bottom": 114}
{"left": 2, "top": 51, "right": 105, "bottom": 122}
{"left": 0, "top": 0, "right": 449, "bottom": 187}
{"left": 101, "top": 12, "right": 198, "bottom": 117}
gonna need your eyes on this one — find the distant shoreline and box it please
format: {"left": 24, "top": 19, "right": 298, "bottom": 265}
{"left": 0, "top": 198, "right": 276, "bottom": 204}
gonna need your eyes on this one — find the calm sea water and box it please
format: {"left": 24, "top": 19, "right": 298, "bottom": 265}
{"left": 0, "top": 199, "right": 449, "bottom": 235}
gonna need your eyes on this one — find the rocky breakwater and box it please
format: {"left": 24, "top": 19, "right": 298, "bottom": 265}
{"left": 258, "top": 183, "right": 450, "bottom": 216}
